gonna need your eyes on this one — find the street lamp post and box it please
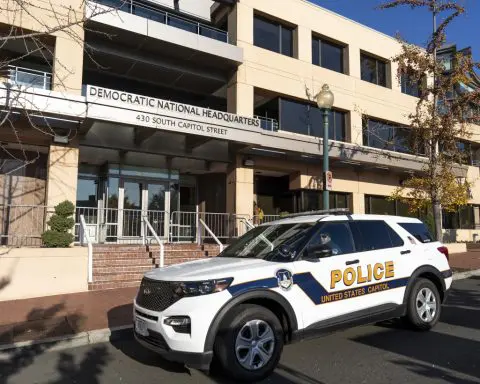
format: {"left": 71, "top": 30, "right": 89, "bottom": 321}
{"left": 316, "top": 84, "right": 335, "bottom": 210}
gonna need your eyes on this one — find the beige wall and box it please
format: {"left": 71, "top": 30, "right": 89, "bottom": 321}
{"left": 0, "top": 0, "right": 85, "bottom": 94}
{"left": 0, "top": 246, "right": 88, "bottom": 301}
{"left": 226, "top": 155, "right": 254, "bottom": 218}
{"left": 46, "top": 142, "right": 80, "bottom": 207}
{"left": 229, "top": 0, "right": 480, "bottom": 208}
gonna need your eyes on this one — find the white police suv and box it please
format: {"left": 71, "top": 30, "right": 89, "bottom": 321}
{"left": 133, "top": 209, "right": 452, "bottom": 382}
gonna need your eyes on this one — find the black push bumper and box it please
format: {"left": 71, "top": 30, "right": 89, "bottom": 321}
{"left": 134, "top": 331, "right": 213, "bottom": 370}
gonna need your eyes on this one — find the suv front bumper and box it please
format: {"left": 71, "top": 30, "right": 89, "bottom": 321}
{"left": 134, "top": 328, "right": 213, "bottom": 370}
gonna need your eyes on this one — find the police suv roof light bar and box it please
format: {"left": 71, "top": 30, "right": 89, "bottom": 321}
{"left": 281, "top": 208, "right": 351, "bottom": 219}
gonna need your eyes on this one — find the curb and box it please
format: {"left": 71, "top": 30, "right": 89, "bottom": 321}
{"left": 452, "top": 268, "right": 480, "bottom": 281}
{"left": 0, "top": 325, "right": 133, "bottom": 359}
{"left": 0, "top": 270, "right": 478, "bottom": 355}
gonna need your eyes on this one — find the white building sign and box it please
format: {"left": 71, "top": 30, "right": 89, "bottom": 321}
{"left": 86, "top": 85, "right": 261, "bottom": 139}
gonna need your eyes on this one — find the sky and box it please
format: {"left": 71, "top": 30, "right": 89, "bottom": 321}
{"left": 311, "top": 0, "right": 480, "bottom": 62}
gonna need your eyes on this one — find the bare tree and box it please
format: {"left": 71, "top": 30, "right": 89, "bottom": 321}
{"left": 373, "top": 0, "right": 480, "bottom": 241}
{"left": 0, "top": 0, "right": 117, "bottom": 174}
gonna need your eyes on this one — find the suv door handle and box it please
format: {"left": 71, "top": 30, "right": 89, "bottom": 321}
{"left": 345, "top": 259, "right": 359, "bottom": 265}
{"left": 400, "top": 250, "right": 411, "bottom": 255}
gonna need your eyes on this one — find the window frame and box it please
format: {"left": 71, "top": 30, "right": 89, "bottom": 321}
{"left": 253, "top": 14, "right": 294, "bottom": 57}
{"left": 311, "top": 34, "right": 345, "bottom": 74}
{"left": 299, "top": 220, "right": 357, "bottom": 260}
{"left": 360, "top": 52, "right": 388, "bottom": 87}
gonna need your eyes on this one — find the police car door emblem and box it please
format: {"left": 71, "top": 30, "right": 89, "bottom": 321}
{"left": 276, "top": 269, "right": 293, "bottom": 291}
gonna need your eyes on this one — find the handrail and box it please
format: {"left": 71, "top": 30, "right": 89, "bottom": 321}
{"left": 79, "top": 215, "right": 94, "bottom": 283}
{"left": 240, "top": 218, "right": 274, "bottom": 251}
{"left": 143, "top": 216, "right": 165, "bottom": 268}
{"left": 199, "top": 218, "right": 224, "bottom": 252}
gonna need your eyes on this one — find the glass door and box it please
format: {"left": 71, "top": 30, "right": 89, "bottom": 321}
{"left": 121, "top": 181, "right": 143, "bottom": 238}
{"left": 145, "top": 182, "right": 169, "bottom": 238}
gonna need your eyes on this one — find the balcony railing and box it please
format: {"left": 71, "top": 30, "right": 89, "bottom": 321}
{"left": 256, "top": 116, "right": 279, "bottom": 131}
{"left": 7, "top": 65, "right": 52, "bottom": 90}
{"left": 94, "top": 0, "right": 230, "bottom": 43}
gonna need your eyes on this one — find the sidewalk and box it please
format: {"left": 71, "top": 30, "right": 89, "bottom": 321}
{"left": 0, "top": 252, "right": 479, "bottom": 351}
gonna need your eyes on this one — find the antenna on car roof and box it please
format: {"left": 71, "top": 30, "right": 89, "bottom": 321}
{"left": 280, "top": 208, "right": 351, "bottom": 219}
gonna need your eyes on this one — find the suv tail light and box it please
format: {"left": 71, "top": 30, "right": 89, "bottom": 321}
{"left": 437, "top": 246, "right": 449, "bottom": 261}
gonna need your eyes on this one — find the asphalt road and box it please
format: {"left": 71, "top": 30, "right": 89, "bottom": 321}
{"left": 1, "top": 277, "right": 479, "bottom": 384}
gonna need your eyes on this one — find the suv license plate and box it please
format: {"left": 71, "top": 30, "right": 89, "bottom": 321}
{"left": 135, "top": 317, "right": 149, "bottom": 336}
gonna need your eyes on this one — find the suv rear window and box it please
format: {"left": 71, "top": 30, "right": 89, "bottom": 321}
{"left": 398, "top": 222, "right": 433, "bottom": 243}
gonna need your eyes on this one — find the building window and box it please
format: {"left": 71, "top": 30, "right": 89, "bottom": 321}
{"left": 253, "top": 15, "right": 294, "bottom": 57}
{"left": 361, "top": 52, "right": 387, "bottom": 87}
{"left": 298, "top": 191, "right": 352, "bottom": 212}
{"left": 312, "top": 36, "right": 345, "bottom": 74}
{"left": 365, "top": 195, "right": 422, "bottom": 218}
{"left": 279, "top": 98, "right": 346, "bottom": 141}
{"left": 363, "top": 117, "right": 423, "bottom": 155}
{"left": 442, "top": 206, "right": 475, "bottom": 230}
{"left": 401, "top": 72, "right": 422, "bottom": 97}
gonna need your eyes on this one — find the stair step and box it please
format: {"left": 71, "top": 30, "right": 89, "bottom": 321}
{"left": 92, "top": 272, "right": 147, "bottom": 282}
{"left": 93, "top": 252, "right": 151, "bottom": 259}
{"left": 88, "top": 280, "right": 142, "bottom": 291}
{"left": 93, "top": 258, "right": 155, "bottom": 267}
{"left": 93, "top": 265, "right": 157, "bottom": 274}
{"left": 93, "top": 246, "right": 148, "bottom": 253}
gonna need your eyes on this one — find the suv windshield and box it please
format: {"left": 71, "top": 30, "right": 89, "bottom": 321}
{"left": 219, "top": 222, "right": 315, "bottom": 261}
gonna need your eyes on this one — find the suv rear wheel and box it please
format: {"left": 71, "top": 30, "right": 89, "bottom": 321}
{"left": 405, "top": 278, "right": 441, "bottom": 330}
{"left": 213, "top": 304, "right": 284, "bottom": 382}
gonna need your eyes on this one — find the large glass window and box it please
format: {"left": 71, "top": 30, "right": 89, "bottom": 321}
{"left": 442, "top": 206, "right": 475, "bottom": 229}
{"left": 312, "top": 36, "right": 345, "bottom": 74}
{"left": 299, "top": 191, "right": 352, "bottom": 212}
{"left": 279, "top": 98, "right": 346, "bottom": 141}
{"left": 254, "top": 15, "right": 294, "bottom": 57}
{"left": 401, "top": 72, "right": 421, "bottom": 97}
{"left": 363, "top": 117, "right": 421, "bottom": 155}
{"left": 361, "top": 52, "right": 388, "bottom": 87}
{"left": 365, "top": 195, "right": 420, "bottom": 218}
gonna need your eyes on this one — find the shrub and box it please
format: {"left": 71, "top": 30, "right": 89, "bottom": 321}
{"left": 42, "top": 200, "right": 75, "bottom": 247}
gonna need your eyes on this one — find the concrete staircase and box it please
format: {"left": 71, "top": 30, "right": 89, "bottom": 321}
{"left": 88, "top": 243, "right": 221, "bottom": 291}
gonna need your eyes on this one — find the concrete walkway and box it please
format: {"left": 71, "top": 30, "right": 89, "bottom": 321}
{"left": 0, "top": 252, "right": 479, "bottom": 351}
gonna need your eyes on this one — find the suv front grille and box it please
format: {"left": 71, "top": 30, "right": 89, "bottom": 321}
{"left": 136, "top": 278, "right": 181, "bottom": 312}
{"left": 135, "top": 329, "right": 170, "bottom": 350}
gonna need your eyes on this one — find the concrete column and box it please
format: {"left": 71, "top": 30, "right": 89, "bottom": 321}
{"left": 52, "top": 30, "right": 84, "bottom": 95}
{"left": 46, "top": 142, "right": 79, "bottom": 208}
{"left": 352, "top": 192, "right": 365, "bottom": 214}
{"left": 229, "top": 2, "right": 253, "bottom": 46}
{"left": 348, "top": 45, "right": 361, "bottom": 79}
{"left": 350, "top": 110, "right": 364, "bottom": 146}
{"left": 227, "top": 80, "right": 254, "bottom": 117}
{"left": 295, "top": 26, "right": 312, "bottom": 62}
{"left": 390, "top": 61, "right": 401, "bottom": 92}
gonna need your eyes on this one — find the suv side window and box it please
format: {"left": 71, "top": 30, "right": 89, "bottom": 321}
{"left": 306, "top": 222, "right": 355, "bottom": 256}
{"left": 351, "top": 220, "right": 404, "bottom": 252}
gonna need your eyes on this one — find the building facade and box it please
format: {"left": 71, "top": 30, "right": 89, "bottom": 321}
{"left": 1, "top": 0, "right": 480, "bottom": 247}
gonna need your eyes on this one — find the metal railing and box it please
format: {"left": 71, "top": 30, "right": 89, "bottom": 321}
{"left": 199, "top": 218, "right": 223, "bottom": 252}
{"left": 7, "top": 65, "right": 52, "bottom": 90}
{"left": 256, "top": 116, "right": 279, "bottom": 131}
{"left": 252, "top": 215, "right": 280, "bottom": 225}
{"left": 79, "top": 215, "right": 94, "bottom": 283}
{"left": 75, "top": 207, "right": 168, "bottom": 243}
{"left": 143, "top": 216, "right": 164, "bottom": 268}
{"left": 94, "top": 0, "right": 230, "bottom": 43}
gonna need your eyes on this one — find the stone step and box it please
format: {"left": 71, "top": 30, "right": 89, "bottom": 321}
{"left": 93, "top": 265, "right": 157, "bottom": 274}
{"left": 93, "top": 272, "right": 146, "bottom": 282}
{"left": 93, "top": 258, "right": 156, "bottom": 267}
{"left": 88, "top": 280, "right": 141, "bottom": 291}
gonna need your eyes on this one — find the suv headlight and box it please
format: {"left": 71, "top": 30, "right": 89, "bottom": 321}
{"left": 172, "top": 277, "right": 234, "bottom": 297}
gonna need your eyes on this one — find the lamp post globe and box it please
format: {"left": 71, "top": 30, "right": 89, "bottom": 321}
{"left": 316, "top": 84, "right": 334, "bottom": 110}
{"left": 317, "top": 84, "right": 334, "bottom": 210}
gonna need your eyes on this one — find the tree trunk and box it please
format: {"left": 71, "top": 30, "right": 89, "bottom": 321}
{"left": 433, "top": 201, "right": 443, "bottom": 242}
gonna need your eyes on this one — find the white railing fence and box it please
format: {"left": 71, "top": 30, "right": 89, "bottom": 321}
{"left": 199, "top": 218, "right": 224, "bottom": 252}
{"left": 143, "top": 216, "right": 164, "bottom": 268}
{"left": 79, "top": 214, "right": 94, "bottom": 283}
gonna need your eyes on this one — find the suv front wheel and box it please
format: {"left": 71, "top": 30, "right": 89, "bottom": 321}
{"left": 213, "top": 304, "right": 284, "bottom": 382}
{"left": 406, "top": 278, "right": 441, "bottom": 330}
